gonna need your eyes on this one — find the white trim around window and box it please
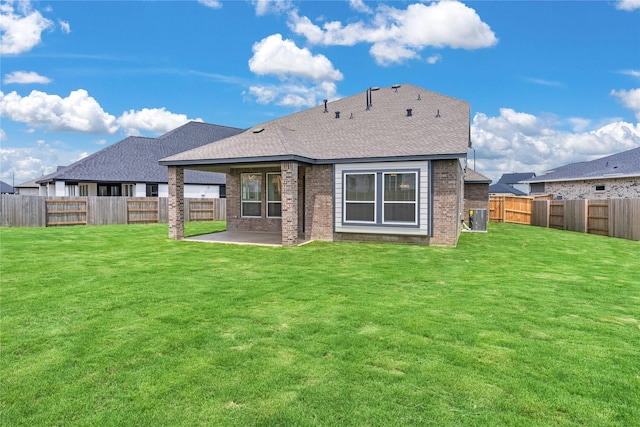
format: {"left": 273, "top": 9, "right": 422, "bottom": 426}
{"left": 266, "top": 172, "right": 282, "bottom": 218}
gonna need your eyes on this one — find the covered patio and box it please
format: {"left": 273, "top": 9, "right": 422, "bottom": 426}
{"left": 185, "top": 231, "right": 310, "bottom": 247}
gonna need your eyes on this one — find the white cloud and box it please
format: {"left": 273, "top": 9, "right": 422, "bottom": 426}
{"left": 248, "top": 82, "right": 338, "bottom": 108}
{"left": 0, "top": 0, "right": 54, "bottom": 54}
{"left": 248, "top": 34, "right": 343, "bottom": 82}
{"left": 116, "top": 108, "right": 203, "bottom": 136}
{"left": 471, "top": 108, "right": 640, "bottom": 182}
{"left": 611, "top": 88, "right": 640, "bottom": 121}
{"left": 426, "top": 54, "right": 442, "bottom": 64}
{"left": 253, "top": 0, "right": 293, "bottom": 16}
{"left": 0, "top": 89, "right": 118, "bottom": 134}
{"left": 59, "top": 20, "right": 70, "bottom": 33}
{"left": 0, "top": 128, "right": 6, "bottom": 141}
{"left": 349, "top": 0, "right": 372, "bottom": 14}
{"left": 197, "top": 0, "right": 222, "bottom": 9}
{"left": 0, "top": 142, "right": 86, "bottom": 183}
{"left": 616, "top": 0, "right": 640, "bottom": 11}
{"left": 620, "top": 69, "right": 640, "bottom": 78}
{"left": 288, "top": 1, "right": 497, "bottom": 65}
{"left": 3, "top": 71, "right": 52, "bottom": 85}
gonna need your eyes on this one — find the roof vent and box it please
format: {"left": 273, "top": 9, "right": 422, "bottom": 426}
{"left": 323, "top": 99, "right": 328, "bottom": 113}
{"left": 417, "top": 94, "right": 421, "bottom": 101}
{"left": 252, "top": 128, "right": 265, "bottom": 133}
{"left": 406, "top": 108, "right": 413, "bottom": 117}
{"left": 349, "top": 112, "right": 353, "bottom": 119}
{"left": 435, "top": 109, "right": 441, "bottom": 118}
{"left": 335, "top": 111, "right": 340, "bottom": 119}
{"left": 392, "top": 84, "right": 401, "bottom": 92}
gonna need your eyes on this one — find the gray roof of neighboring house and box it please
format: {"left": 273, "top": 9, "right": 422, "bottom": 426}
{"left": 37, "top": 121, "right": 243, "bottom": 185}
{"left": 464, "top": 168, "right": 491, "bottom": 183}
{"left": 497, "top": 172, "right": 536, "bottom": 185}
{"left": 14, "top": 178, "right": 41, "bottom": 189}
{"left": 489, "top": 183, "right": 526, "bottom": 195}
{"left": 525, "top": 146, "right": 640, "bottom": 183}
{"left": 161, "top": 84, "right": 470, "bottom": 169}
{"left": 0, "top": 181, "right": 15, "bottom": 194}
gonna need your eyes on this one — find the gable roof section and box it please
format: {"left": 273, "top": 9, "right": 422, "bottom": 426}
{"left": 0, "top": 181, "right": 15, "bottom": 194}
{"left": 464, "top": 168, "right": 491, "bottom": 183}
{"left": 497, "top": 172, "right": 536, "bottom": 185}
{"left": 37, "top": 122, "right": 243, "bottom": 185}
{"left": 525, "top": 146, "right": 640, "bottom": 183}
{"left": 489, "top": 183, "right": 526, "bottom": 195}
{"left": 161, "top": 84, "right": 470, "bottom": 168}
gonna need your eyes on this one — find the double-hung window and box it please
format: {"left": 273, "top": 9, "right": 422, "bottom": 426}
{"left": 383, "top": 172, "right": 417, "bottom": 224}
{"left": 344, "top": 173, "right": 376, "bottom": 223}
{"left": 241, "top": 173, "right": 262, "bottom": 217}
{"left": 343, "top": 170, "right": 418, "bottom": 226}
{"left": 266, "top": 173, "right": 282, "bottom": 218}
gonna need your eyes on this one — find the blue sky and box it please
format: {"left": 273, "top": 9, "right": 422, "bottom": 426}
{"left": 1, "top": 0, "right": 639, "bottom": 184}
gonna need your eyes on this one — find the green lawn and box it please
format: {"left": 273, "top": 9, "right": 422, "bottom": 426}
{"left": 1, "top": 222, "right": 639, "bottom": 426}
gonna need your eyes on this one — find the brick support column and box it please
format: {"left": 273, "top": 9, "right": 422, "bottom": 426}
{"left": 168, "top": 166, "right": 185, "bottom": 240}
{"left": 281, "top": 161, "right": 299, "bottom": 246}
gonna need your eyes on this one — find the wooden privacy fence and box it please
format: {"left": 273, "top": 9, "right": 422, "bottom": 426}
{"left": 489, "top": 195, "right": 553, "bottom": 224}
{"left": 532, "top": 199, "right": 640, "bottom": 241}
{"left": 0, "top": 196, "right": 226, "bottom": 227}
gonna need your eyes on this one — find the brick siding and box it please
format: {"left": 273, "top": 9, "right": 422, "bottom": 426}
{"left": 431, "top": 160, "right": 463, "bottom": 246}
{"left": 304, "top": 164, "right": 334, "bottom": 241}
{"left": 463, "top": 182, "right": 489, "bottom": 222}
{"left": 545, "top": 178, "right": 640, "bottom": 200}
{"left": 168, "top": 166, "right": 184, "bottom": 240}
{"left": 281, "top": 161, "right": 298, "bottom": 246}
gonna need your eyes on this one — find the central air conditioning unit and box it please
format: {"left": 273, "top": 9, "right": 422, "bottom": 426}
{"left": 469, "top": 209, "right": 487, "bottom": 232}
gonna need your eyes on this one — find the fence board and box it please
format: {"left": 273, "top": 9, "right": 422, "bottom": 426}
{"left": 609, "top": 198, "right": 640, "bottom": 241}
{"left": 0, "top": 195, "right": 46, "bottom": 227}
{"left": 127, "top": 199, "right": 159, "bottom": 224}
{"left": 531, "top": 200, "right": 549, "bottom": 227}
{"left": 549, "top": 202, "right": 565, "bottom": 230}
{"left": 587, "top": 201, "right": 609, "bottom": 236}
{"left": 46, "top": 198, "right": 87, "bottom": 226}
{"left": 565, "top": 199, "right": 587, "bottom": 233}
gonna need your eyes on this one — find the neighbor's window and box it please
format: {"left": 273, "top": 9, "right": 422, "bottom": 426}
{"left": 241, "top": 173, "right": 262, "bottom": 217}
{"left": 79, "top": 184, "right": 89, "bottom": 197}
{"left": 146, "top": 184, "right": 158, "bottom": 197}
{"left": 344, "top": 173, "right": 376, "bottom": 223}
{"left": 123, "top": 184, "right": 135, "bottom": 197}
{"left": 267, "top": 173, "right": 282, "bottom": 218}
{"left": 595, "top": 185, "right": 605, "bottom": 191}
{"left": 383, "top": 172, "right": 417, "bottom": 224}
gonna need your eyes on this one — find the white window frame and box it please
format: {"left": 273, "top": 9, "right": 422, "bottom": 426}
{"left": 343, "top": 172, "right": 377, "bottom": 224}
{"left": 382, "top": 171, "right": 418, "bottom": 225}
{"left": 123, "top": 184, "right": 135, "bottom": 197}
{"left": 241, "top": 173, "right": 262, "bottom": 218}
{"left": 266, "top": 172, "right": 282, "bottom": 218}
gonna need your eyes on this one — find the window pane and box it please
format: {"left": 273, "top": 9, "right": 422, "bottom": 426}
{"left": 242, "top": 202, "right": 261, "bottom": 217}
{"left": 384, "top": 203, "right": 416, "bottom": 223}
{"left": 384, "top": 173, "right": 416, "bottom": 201}
{"left": 242, "top": 174, "right": 261, "bottom": 202}
{"left": 346, "top": 174, "right": 375, "bottom": 201}
{"left": 268, "top": 202, "right": 282, "bottom": 218}
{"left": 345, "top": 202, "right": 375, "bottom": 222}
{"left": 267, "top": 173, "right": 281, "bottom": 202}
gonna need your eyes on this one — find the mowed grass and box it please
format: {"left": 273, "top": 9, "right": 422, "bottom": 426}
{"left": 1, "top": 222, "right": 639, "bottom": 426}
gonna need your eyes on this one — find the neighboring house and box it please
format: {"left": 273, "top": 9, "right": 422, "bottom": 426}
{"left": 525, "top": 146, "right": 640, "bottom": 199}
{"left": 464, "top": 168, "right": 491, "bottom": 222}
{"left": 161, "top": 83, "right": 472, "bottom": 247}
{"left": 0, "top": 181, "right": 15, "bottom": 194}
{"left": 36, "top": 121, "right": 243, "bottom": 198}
{"left": 13, "top": 178, "right": 40, "bottom": 195}
{"left": 489, "top": 172, "right": 535, "bottom": 195}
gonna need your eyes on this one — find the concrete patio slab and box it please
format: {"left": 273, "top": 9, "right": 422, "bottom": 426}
{"left": 185, "top": 231, "right": 309, "bottom": 247}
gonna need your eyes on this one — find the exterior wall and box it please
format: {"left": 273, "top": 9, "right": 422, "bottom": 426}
{"left": 304, "top": 164, "right": 334, "bottom": 241}
{"left": 431, "top": 159, "right": 463, "bottom": 246}
{"left": 135, "top": 183, "right": 147, "bottom": 197}
{"left": 334, "top": 161, "right": 430, "bottom": 241}
{"left": 16, "top": 187, "right": 40, "bottom": 196}
{"left": 544, "top": 178, "right": 640, "bottom": 200}
{"left": 159, "top": 184, "right": 221, "bottom": 198}
{"left": 226, "top": 166, "right": 283, "bottom": 233}
{"left": 281, "top": 161, "right": 299, "bottom": 246}
{"left": 463, "top": 182, "right": 489, "bottom": 222}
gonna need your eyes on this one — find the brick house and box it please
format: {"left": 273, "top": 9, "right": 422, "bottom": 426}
{"left": 525, "top": 146, "right": 640, "bottom": 200}
{"left": 161, "top": 84, "right": 472, "bottom": 247}
{"left": 35, "top": 122, "right": 243, "bottom": 198}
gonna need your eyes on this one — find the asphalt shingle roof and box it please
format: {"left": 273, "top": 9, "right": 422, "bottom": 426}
{"left": 496, "top": 172, "right": 536, "bottom": 185}
{"left": 489, "top": 183, "right": 526, "bottom": 195}
{"left": 0, "top": 181, "right": 15, "bottom": 194}
{"left": 525, "top": 146, "right": 640, "bottom": 183}
{"left": 161, "top": 84, "right": 470, "bottom": 167}
{"left": 37, "top": 122, "right": 243, "bottom": 185}
{"left": 464, "top": 168, "right": 491, "bottom": 183}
